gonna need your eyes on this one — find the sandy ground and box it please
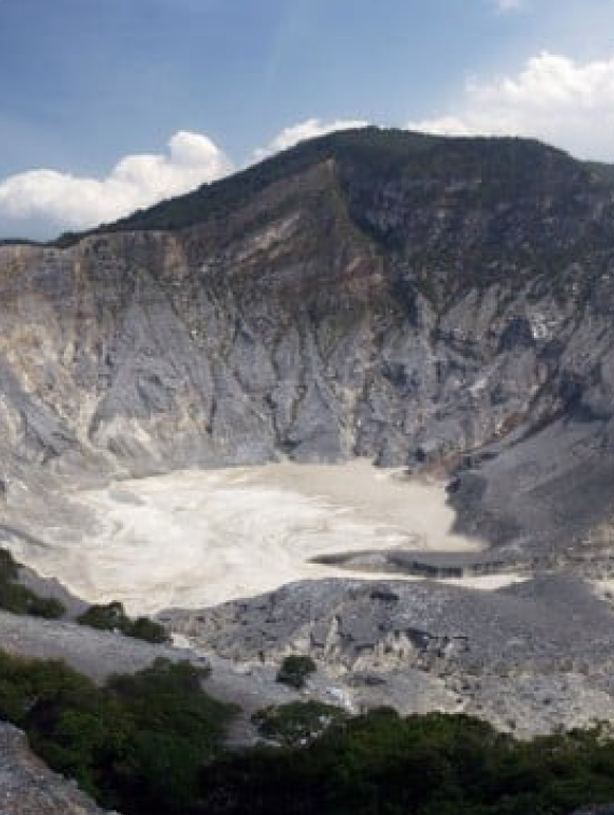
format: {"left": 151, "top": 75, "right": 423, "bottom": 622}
{"left": 5, "top": 461, "right": 520, "bottom": 616}
{"left": 591, "top": 580, "right": 614, "bottom": 607}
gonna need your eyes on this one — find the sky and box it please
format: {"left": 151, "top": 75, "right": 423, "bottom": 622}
{"left": 2, "top": 0, "right": 614, "bottom": 239}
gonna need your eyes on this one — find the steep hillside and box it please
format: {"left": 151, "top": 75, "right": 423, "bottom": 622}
{"left": 1, "top": 128, "right": 614, "bottom": 557}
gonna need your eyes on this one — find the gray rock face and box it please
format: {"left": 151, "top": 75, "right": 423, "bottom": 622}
{"left": 0, "top": 132, "right": 613, "bottom": 561}
{"left": 0, "top": 609, "right": 196, "bottom": 682}
{"left": 0, "top": 722, "right": 115, "bottom": 815}
{"left": 162, "top": 574, "right": 614, "bottom": 736}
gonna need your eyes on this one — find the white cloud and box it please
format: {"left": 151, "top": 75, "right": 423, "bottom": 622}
{"left": 408, "top": 51, "right": 614, "bottom": 161}
{"left": 496, "top": 0, "right": 525, "bottom": 11}
{"left": 253, "top": 117, "right": 369, "bottom": 160}
{"left": 0, "top": 130, "right": 232, "bottom": 234}
{"left": 0, "top": 121, "right": 374, "bottom": 238}
{"left": 11, "top": 64, "right": 614, "bottom": 242}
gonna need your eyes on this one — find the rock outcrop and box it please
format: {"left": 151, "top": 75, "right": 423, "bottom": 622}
{"left": 163, "top": 573, "right": 614, "bottom": 737}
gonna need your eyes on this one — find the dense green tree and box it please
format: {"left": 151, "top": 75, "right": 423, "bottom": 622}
{"left": 0, "top": 651, "right": 234, "bottom": 813}
{"left": 276, "top": 655, "right": 317, "bottom": 689}
{"left": 3, "top": 646, "right": 614, "bottom": 814}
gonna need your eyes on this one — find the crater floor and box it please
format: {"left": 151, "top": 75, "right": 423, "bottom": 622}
{"left": 5, "top": 460, "right": 489, "bottom": 615}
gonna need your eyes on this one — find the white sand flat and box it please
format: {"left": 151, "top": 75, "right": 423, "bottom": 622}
{"left": 5, "top": 461, "right": 522, "bottom": 615}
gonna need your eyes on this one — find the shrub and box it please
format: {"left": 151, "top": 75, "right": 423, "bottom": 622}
{"left": 0, "top": 548, "right": 64, "bottom": 619}
{"left": 200, "top": 711, "right": 614, "bottom": 815}
{"left": 5, "top": 645, "right": 614, "bottom": 815}
{"left": 0, "top": 548, "right": 19, "bottom": 583}
{"left": 77, "top": 601, "right": 170, "bottom": 644}
{"left": 77, "top": 600, "right": 127, "bottom": 631}
{"left": 276, "top": 655, "right": 317, "bottom": 689}
{"left": 128, "top": 615, "right": 170, "bottom": 644}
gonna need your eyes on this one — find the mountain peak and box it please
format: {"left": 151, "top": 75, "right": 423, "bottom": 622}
{"left": 55, "top": 127, "right": 593, "bottom": 247}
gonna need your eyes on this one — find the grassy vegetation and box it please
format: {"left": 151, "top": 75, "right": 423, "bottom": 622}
{"left": 77, "top": 600, "right": 170, "bottom": 644}
{"left": 54, "top": 127, "right": 589, "bottom": 244}
{"left": 50, "top": 126, "right": 614, "bottom": 321}
{"left": 0, "top": 548, "right": 64, "bottom": 619}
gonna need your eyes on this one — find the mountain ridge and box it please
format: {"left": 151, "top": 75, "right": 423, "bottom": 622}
{"left": 0, "top": 128, "right": 614, "bottom": 562}
{"left": 52, "top": 126, "right": 613, "bottom": 245}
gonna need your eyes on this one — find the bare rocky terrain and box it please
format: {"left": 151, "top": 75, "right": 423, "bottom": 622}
{"left": 2, "top": 128, "right": 614, "bottom": 811}
{"left": 161, "top": 573, "right": 614, "bottom": 738}
{"left": 0, "top": 723, "right": 115, "bottom": 815}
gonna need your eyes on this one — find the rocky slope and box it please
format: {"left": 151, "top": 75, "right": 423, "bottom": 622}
{"left": 162, "top": 573, "right": 614, "bottom": 738}
{"left": 1, "top": 128, "right": 614, "bottom": 561}
{"left": 0, "top": 723, "right": 116, "bottom": 815}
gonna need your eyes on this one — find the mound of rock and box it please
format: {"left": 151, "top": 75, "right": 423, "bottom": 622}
{"left": 162, "top": 573, "right": 614, "bottom": 736}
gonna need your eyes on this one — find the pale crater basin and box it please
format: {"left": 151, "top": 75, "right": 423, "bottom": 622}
{"left": 6, "top": 460, "right": 516, "bottom": 616}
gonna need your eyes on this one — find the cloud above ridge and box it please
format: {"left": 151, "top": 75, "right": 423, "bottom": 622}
{"left": 4, "top": 64, "right": 614, "bottom": 244}
{"left": 0, "top": 120, "right": 372, "bottom": 239}
{"left": 0, "top": 131, "right": 232, "bottom": 235}
{"left": 408, "top": 51, "right": 614, "bottom": 160}
{"left": 253, "top": 117, "right": 369, "bottom": 160}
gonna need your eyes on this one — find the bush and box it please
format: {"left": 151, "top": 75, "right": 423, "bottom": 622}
{"left": 77, "top": 600, "right": 126, "bottom": 631}
{"left": 276, "top": 655, "right": 317, "bottom": 690}
{"left": 0, "top": 548, "right": 64, "bottom": 619}
{"left": 77, "top": 601, "right": 170, "bottom": 644}
{"left": 0, "top": 650, "right": 234, "bottom": 814}
{"left": 128, "top": 615, "right": 171, "bottom": 644}
{"left": 0, "top": 548, "right": 19, "bottom": 583}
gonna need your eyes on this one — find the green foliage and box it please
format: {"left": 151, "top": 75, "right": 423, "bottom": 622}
{"left": 3, "top": 645, "right": 614, "bottom": 815}
{"left": 127, "top": 615, "right": 171, "bottom": 644}
{"left": 77, "top": 601, "right": 170, "bottom": 644}
{"left": 276, "top": 655, "right": 317, "bottom": 689}
{"left": 252, "top": 701, "right": 348, "bottom": 747}
{"left": 52, "top": 127, "right": 614, "bottom": 321}
{"left": 200, "top": 711, "right": 614, "bottom": 815}
{"left": 0, "top": 651, "right": 234, "bottom": 814}
{"left": 0, "top": 548, "right": 64, "bottom": 619}
{"left": 77, "top": 600, "right": 126, "bottom": 631}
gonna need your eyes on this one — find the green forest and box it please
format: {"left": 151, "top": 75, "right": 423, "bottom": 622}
{"left": 1, "top": 648, "right": 614, "bottom": 815}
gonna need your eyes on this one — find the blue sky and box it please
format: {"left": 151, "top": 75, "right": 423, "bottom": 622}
{"left": 2, "top": 0, "right": 614, "bottom": 238}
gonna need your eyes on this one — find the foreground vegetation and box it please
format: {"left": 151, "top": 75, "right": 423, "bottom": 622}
{"left": 252, "top": 700, "right": 348, "bottom": 747}
{"left": 202, "top": 710, "right": 614, "bottom": 815}
{"left": 0, "top": 651, "right": 234, "bottom": 814}
{"left": 2, "top": 648, "right": 614, "bottom": 814}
